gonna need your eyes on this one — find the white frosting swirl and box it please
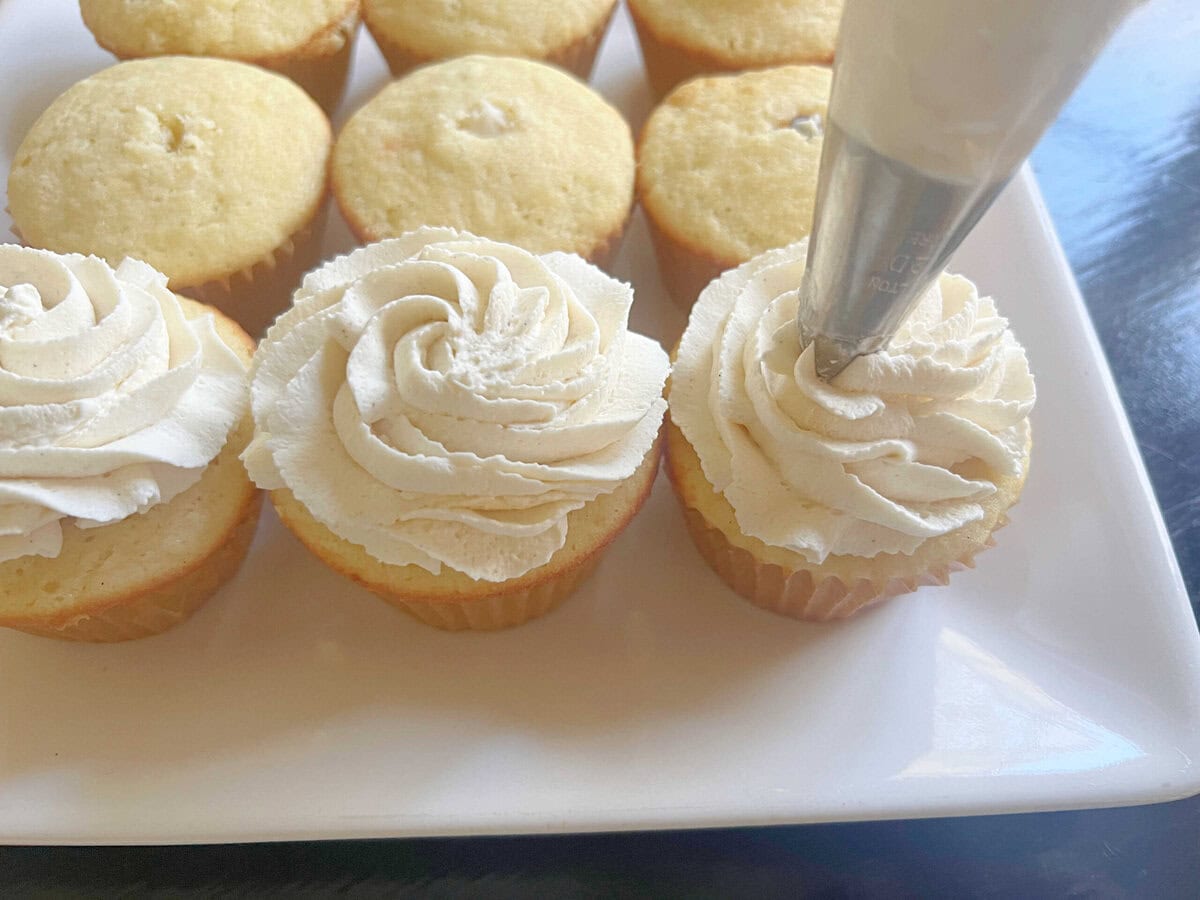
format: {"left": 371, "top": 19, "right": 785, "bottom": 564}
{"left": 243, "top": 228, "right": 669, "bottom": 582}
{"left": 671, "top": 241, "right": 1035, "bottom": 564}
{"left": 0, "top": 246, "right": 249, "bottom": 563}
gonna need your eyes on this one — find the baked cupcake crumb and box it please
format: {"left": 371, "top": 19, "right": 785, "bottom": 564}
{"left": 8, "top": 57, "right": 331, "bottom": 335}
{"left": 363, "top": 0, "right": 617, "bottom": 79}
{"left": 333, "top": 55, "right": 634, "bottom": 268}
{"left": 628, "top": 0, "right": 842, "bottom": 98}
{"left": 79, "top": 0, "right": 362, "bottom": 113}
{"left": 638, "top": 65, "right": 831, "bottom": 308}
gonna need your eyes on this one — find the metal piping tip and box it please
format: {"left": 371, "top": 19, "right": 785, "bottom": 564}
{"left": 811, "top": 335, "right": 859, "bottom": 381}
{"left": 796, "top": 120, "right": 1010, "bottom": 388}
{"left": 798, "top": 316, "right": 860, "bottom": 382}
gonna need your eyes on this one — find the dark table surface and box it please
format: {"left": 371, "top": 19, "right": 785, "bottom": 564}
{"left": 3, "top": 1, "right": 1199, "bottom": 896}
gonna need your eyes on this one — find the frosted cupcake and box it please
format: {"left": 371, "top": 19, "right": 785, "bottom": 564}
{"left": 668, "top": 242, "right": 1035, "bottom": 621}
{"left": 628, "top": 0, "right": 842, "bottom": 98}
{"left": 637, "top": 65, "right": 830, "bottom": 309}
{"left": 8, "top": 57, "right": 331, "bottom": 337}
{"left": 362, "top": 0, "right": 617, "bottom": 79}
{"left": 332, "top": 55, "right": 634, "bottom": 269}
{"left": 244, "top": 228, "right": 668, "bottom": 631}
{"left": 0, "top": 247, "right": 257, "bottom": 642}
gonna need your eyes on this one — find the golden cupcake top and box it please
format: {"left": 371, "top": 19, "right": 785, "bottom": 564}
{"left": 637, "top": 65, "right": 830, "bottom": 265}
{"left": 628, "top": 0, "right": 841, "bottom": 67}
{"left": 8, "top": 57, "right": 331, "bottom": 288}
{"left": 362, "top": 0, "right": 615, "bottom": 59}
{"left": 333, "top": 54, "right": 633, "bottom": 257}
{"left": 79, "top": 0, "right": 360, "bottom": 60}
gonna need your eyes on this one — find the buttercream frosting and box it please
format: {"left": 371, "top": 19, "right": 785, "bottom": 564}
{"left": 671, "top": 241, "right": 1035, "bottom": 564}
{"left": 243, "top": 228, "right": 668, "bottom": 582}
{"left": 0, "top": 246, "right": 248, "bottom": 563}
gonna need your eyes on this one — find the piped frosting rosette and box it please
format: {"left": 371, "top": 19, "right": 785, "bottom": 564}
{"left": 243, "top": 228, "right": 669, "bottom": 582}
{"left": 671, "top": 240, "right": 1036, "bottom": 565}
{"left": 0, "top": 246, "right": 249, "bottom": 563}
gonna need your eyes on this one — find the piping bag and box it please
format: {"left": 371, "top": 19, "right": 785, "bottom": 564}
{"left": 799, "top": 0, "right": 1142, "bottom": 381}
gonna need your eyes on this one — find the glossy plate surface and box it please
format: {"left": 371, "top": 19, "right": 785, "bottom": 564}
{"left": 0, "top": 2, "right": 1198, "bottom": 845}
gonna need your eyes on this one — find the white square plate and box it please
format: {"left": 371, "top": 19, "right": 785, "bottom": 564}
{"left": 1, "top": 2, "right": 1198, "bottom": 846}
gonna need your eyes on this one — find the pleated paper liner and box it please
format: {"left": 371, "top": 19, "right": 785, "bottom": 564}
{"left": 641, "top": 207, "right": 732, "bottom": 310}
{"left": 627, "top": 2, "right": 721, "bottom": 101}
{"left": 182, "top": 200, "right": 331, "bottom": 338}
{"left": 0, "top": 415, "right": 261, "bottom": 644}
{"left": 366, "top": 4, "right": 618, "bottom": 80}
{"left": 91, "top": 6, "right": 361, "bottom": 115}
{"left": 583, "top": 208, "right": 633, "bottom": 272}
{"left": 247, "top": 6, "right": 362, "bottom": 115}
{"left": 269, "top": 437, "right": 663, "bottom": 632}
{"left": 664, "top": 416, "right": 1027, "bottom": 622}
{"left": 7, "top": 494, "right": 262, "bottom": 642}
{"left": 626, "top": 2, "right": 836, "bottom": 101}
{"left": 271, "top": 491, "right": 618, "bottom": 633}
{"left": 679, "top": 501, "right": 1007, "bottom": 622}
{"left": 378, "top": 555, "right": 602, "bottom": 631}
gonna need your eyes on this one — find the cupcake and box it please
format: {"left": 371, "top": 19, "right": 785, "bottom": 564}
{"left": 79, "top": 0, "right": 362, "bottom": 113}
{"left": 362, "top": 0, "right": 617, "bottom": 79}
{"left": 637, "top": 65, "right": 830, "bottom": 309}
{"left": 0, "top": 247, "right": 257, "bottom": 642}
{"left": 667, "top": 241, "right": 1036, "bottom": 621}
{"left": 332, "top": 55, "right": 634, "bottom": 269}
{"left": 243, "top": 228, "right": 669, "bottom": 631}
{"left": 7, "top": 57, "right": 332, "bottom": 337}
{"left": 628, "top": 0, "right": 842, "bottom": 98}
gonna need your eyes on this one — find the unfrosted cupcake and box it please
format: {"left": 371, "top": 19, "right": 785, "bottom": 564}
{"left": 79, "top": 0, "right": 362, "bottom": 113}
{"left": 243, "top": 228, "right": 669, "bottom": 631}
{"left": 667, "top": 241, "right": 1036, "bottom": 621}
{"left": 638, "top": 65, "right": 830, "bottom": 309}
{"left": 7, "top": 57, "right": 331, "bottom": 337}
{"left": 363, "top": 0, "right": 617, "bottom": 79}
{"left": 333, "top": 55, "right": 635, "bottom": 269}
{"left": 628, "top": 0, "right": 842, "bottom": 98}
{"left": 0, "top": 247, "right": 257, "bottom": 642}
